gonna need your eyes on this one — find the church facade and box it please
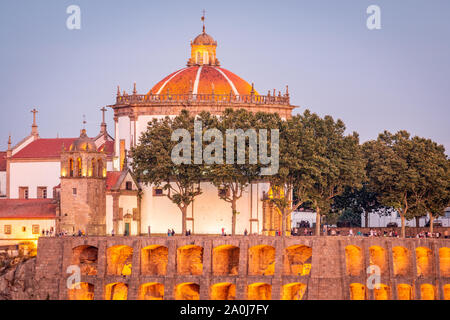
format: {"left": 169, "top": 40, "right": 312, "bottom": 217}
{"left": 0, "top": 26, "right": 297, "bottom": 245}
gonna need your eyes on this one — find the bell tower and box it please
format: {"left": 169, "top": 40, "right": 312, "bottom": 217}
{"left": 58, "top": 129, "right": 107, "bottom": 235}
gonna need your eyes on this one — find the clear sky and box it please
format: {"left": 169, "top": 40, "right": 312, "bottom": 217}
{"left": 0, "top": 0, "right": 449, "bottom": 153}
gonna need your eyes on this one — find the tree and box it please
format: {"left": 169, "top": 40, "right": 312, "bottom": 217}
{"left": 207, "top": 109, "right": 260, "bottom": 235}
{"left": 362, "top": 131, "right": 449, "bottom": 238}
{"left": 300, "top": 111, "right": 366, "bottom": 236}
{"left": 266, "top": 112, "right": 316, "bottom": 237}
{"left": 409, "top": 138, "right": 450, "bottom": 233}
{"left": 131, "top": 110, "right": 205, "bottom": 235}
{"left": 332, "top": 184, "right": 387, "bottom": 227}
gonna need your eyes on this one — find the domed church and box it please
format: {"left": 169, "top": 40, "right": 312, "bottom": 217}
{"left": 0, "top": 21, "right": 298, "bottom": 243}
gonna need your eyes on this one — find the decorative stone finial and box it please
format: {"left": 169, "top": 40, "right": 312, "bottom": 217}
{"left": 117, "top": 85, "right": 121, "bottom": 97}
{"left": 7, "top": 134, "right": 11, "bottom": 150}
{"left": 30, "top": 108, "right": 39, "bottom": 137}
{"left": 133, "top": 82, "right": 137, "bottom": 95}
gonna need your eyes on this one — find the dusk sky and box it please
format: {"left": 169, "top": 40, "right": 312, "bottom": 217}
{"left": 0, "top": 0, "right": 449, "bottom": 153}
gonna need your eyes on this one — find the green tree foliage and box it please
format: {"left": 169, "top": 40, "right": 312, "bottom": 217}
{"left": 363, "top": 131, "right": 449, "bottom": 237}
{"left": 208, "top": 109, "right": 261, "bottom": 235}
{"left": 131, "top": 110, "right": 205, "bottom": 235}
{"left": 332, "top": 184, "right": 389, "bottom": 227}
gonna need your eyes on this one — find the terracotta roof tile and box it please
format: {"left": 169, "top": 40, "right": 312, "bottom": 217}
{"left": 106, "top": 171, "right": 121, "bottom": 190}
{"left": 12, "top": 138, "right": 77, "bottom": 159}
{"left": 12, "top": 138, "right": 115, "bottom": 159}
{"left": 0, "top": 199, "right": 57, "bottom": 219}
{"left": 98, "top": 140, "right": 115, "bottom": 157}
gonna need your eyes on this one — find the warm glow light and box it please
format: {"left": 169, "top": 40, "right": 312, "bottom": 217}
{"left": 175, "top": 283, "right": 200, "bottom": 300}
{"left": 392, "top": 246, "right": 410, "bottom": 276}
{"left": 416, "top": 247, "right": 432, "bottom": 277}
{"left": 248, "top": 245, "right": 275, "bottom": 276}
{"left": 397, "top": 284, "right": 413, "bottom": 300}
{"left": 345, "top": 245, "right": 363, "bottom": 276}
{"left": 105, "top": 282, "right": 128, "bottom": 300}
{"left": 210, "top": 282, "right": 236, "bottom": 300}
{"left": 177, "top": 245, "right": 203, "bottom": 275}
{"left": 68, "top": 282, "right": 94, "bottom": 300}
{"left": 61, "top": 168, "right": 67, "bottom": 177}
{"left": 247, "top": 283, "right": 271, "bottom": 300}
{"left": 374, "top": 284, "right": 390, "bottom": 300}
{"left": 420, "top": 284, "right": 436, "bottom": 300}
{"left": 281, "top": 283, "right": 307, "bottom": 300}
{"left": 139, "top": 282, "right": 164, "bottom": 300}
{"left": 439, "top": 247, "right": 450, "bottom": 277}
{"left": 349, "top": 283, "right": 366, "bottom": 300}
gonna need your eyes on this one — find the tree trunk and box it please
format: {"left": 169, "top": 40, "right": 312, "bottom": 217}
{"left": 231, "top": 200, "right": 237, "bottom": 236}
{"left": 400, "top": 214, "right": 406, "bottom": 238}
{"left": 365, "top": 210, "right": 369, "bottom": 228}
{"left": 429, "top": 215, "right": 434, "bottom": 234}
{"left": 415, "top": 216, "right": 421, "bottom": 228}
{"left": 281, "top": 208, "right": 286, "bottom": 238}
{"left": 181, "top": 206, "right": 187, "bottom": 235}
{"left": 315, "top": 208, "right": 321, "bottom": 236}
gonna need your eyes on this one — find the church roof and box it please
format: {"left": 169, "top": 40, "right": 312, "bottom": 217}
{"left": 0, "top": 152, "right": 6, "bottom": 171}
{"left": 11, "top": 138, "right": 114, "bottom": 160}
{"left": 12, "top": 138, "right": 76, "bottom": 159}
{"left": 0, "top": 199, "right": 57, "bottom": 219}
{"left": 106, "top": 171, "right": 122, "bottom": 191}
{"left": 148, "top": 66, "right": 256, "bottom": 96}
{"left": 98, "top": 141, "right": 115, "bottom": 158}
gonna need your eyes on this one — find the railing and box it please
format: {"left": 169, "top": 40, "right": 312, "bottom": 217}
{"left": 115, "top": 93, "right": 291, "bottom": 105}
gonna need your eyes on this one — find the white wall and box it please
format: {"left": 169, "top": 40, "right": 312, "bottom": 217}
{"left": 362, "top": 210, "right": 450, "bottom": 227}
{"left": 0, "top": 218, "right": 55, "bottom": 246}
{"left": 9, "top": 161, "right": 60, "bottom": 199}
{"left": 140, "top": 181, "right": 269, "bottom": 235}
{"left": 0, "top": 171, "right": 6, "bottom": 196}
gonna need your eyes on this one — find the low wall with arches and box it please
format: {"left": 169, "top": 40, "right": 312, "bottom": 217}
{"left": 34, "top": 236, "right": 450, "bottom": 300}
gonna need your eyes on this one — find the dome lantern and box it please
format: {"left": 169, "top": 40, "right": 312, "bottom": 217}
{"left": 187, "top": 12, "right": 220, "bottom": 66}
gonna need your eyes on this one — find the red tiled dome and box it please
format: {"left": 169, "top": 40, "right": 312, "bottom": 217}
{"left": 147, "top": 66, "right": 257, "bottom": 96}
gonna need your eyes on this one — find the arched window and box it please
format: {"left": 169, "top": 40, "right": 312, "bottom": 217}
{"left": 203, "top": 51, "right": 209, "bottom": 64}
{"left": 98, "top": 159, "right": 103, "bottom": 177}
{"left": 69, "top": 159, "right": 74, "bottom": 177}
{"left": 196, "top": 52, "right": 201, "bottom": 64}
{"left": 91, "top": 159, "right": 96, "bottom": 177}
{"left": 77, "top": 158, "right": 82, "bottom": 177}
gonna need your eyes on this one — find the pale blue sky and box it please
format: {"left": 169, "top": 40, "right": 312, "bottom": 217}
{"left": 0, "top": 0, "right": 449, "bottom": 153}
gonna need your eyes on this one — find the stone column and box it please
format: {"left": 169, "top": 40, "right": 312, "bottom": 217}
{"left": 236, "top": 239, "right": 249, "bottom": 299}
{"left": 112, "top": 192, "right": 120, "bottom": 235}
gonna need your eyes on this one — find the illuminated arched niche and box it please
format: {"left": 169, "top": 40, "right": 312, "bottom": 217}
{"left": 210, "top": 282, "right": 236, "bottom": 300}
{"left": 369, "top": 246, "right": 387, "bottom": 274}
{"left": 443, "top": 284, "right": 450, "bottom": 300}
{"left": 397, "top": 283, "right": 413, "bottom": 300}
{"left": 106, "top": 245, "right": 133, "bottom": 275}
{"left": 374, "top": 284, "right": 390, "bottom": 300}
{"left": 71, "top": 245, "right": 98, "bottom": 276}
{"left": 138, "top": 282, "right": 164, "bottom": 300}
{"left": 141, "top": 245, "right": 168, "bottom": 275}
{"left": 281, "top": 283, "right": 307, "bottom": 300}
{"left": 416, "top": 247, "right": 433, "bottom": 277}
{"left": 175, "top": 282, "right": 200, "bottom": 300}
{"left": 349, "top": 283, "right": 366, "bottom": 300}
{"left": 345, "top": 245, "right": 363, "bottom": 276}
{"left": 283, "top": 245, "right": 312, "bottom": 276}
{"left": 177, "top": 245, "right": 203, "bottom": 275}
{"left": 392, "top": 246, "right": 410, "bottom": 276}
{"left": 68, "top": 282, "right": 94, "bottom": 300}
{"left": 420, "top": 284, "right": 436, "bottom": 300}
{"left": 248, "top": 245, "right": 275, "bottom": 276}
{"left": 247, "top": 283, "right": 272, "bottom": 300}
{"left": 212, "top": 245, "right": 239, "bottom": 276}
{"left": 439, "top": 247, "right": 450, "bottom": 277}
{"left": 105, "top": 282, "right": 128, "bottom": 300}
